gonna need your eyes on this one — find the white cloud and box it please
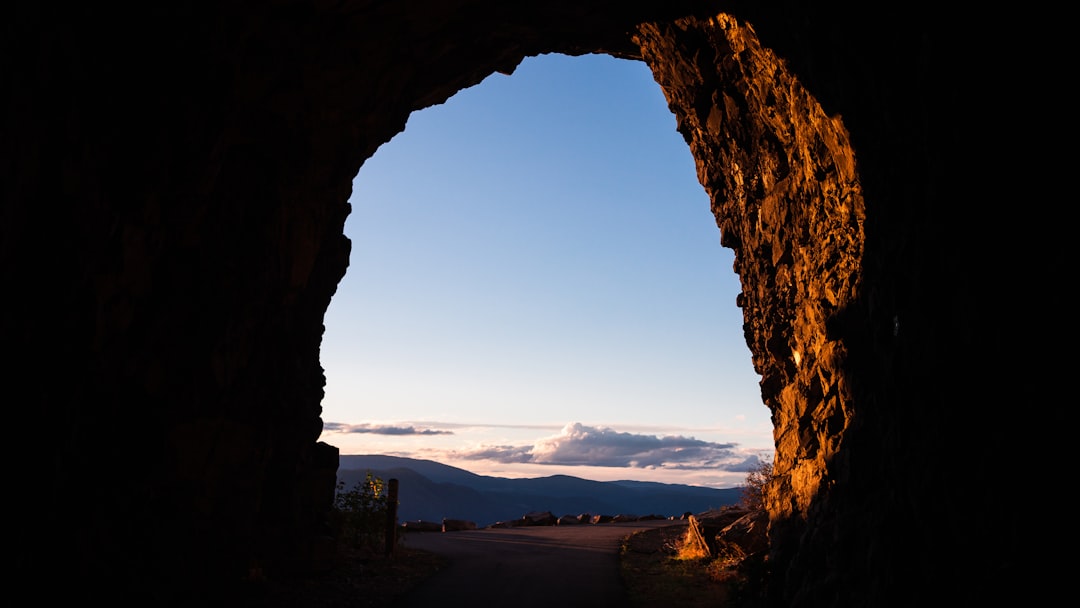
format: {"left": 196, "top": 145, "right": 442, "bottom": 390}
{"left": 450, "top": 422, "right": 764, "bottom": 471}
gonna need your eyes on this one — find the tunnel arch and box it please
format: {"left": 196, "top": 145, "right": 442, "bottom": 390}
{"left": 7, "top": 2, "right": 1015, "bottom": 607}
{"left": 329, "top": 12, "right": 868, "bottom": 606}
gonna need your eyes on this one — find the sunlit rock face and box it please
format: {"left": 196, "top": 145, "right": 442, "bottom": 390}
{"left": 638, "top": 15, "right": 879, "bottom": 605}
{"left": 638, "top": 12, "right": 865, "bottom": 517}
{"left": 636, "top": 13, "right": 864, "bottom": 594}
{"left": 6, "top": 1, "right": 1021, "bottom": 606}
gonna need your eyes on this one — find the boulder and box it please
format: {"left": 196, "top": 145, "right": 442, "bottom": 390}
{"left": 402, "top": 520, "right": 442, "bottom": 532}
{"left": 442, "top": 518, "right": 477, "bottom": 532}
{"left": 521, "top": 511, "right": 557, "bottom": 526}
{"left": 714, "top": 509, "right": 769, "bottom": 557}
{"left": 488, "top": 520, "right": 522, "bottom": 529}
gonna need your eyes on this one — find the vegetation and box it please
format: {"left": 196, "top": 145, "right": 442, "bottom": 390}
{"left": 620, "top": 523, "right": 733, "bottom": 607}
{"left": 333, "top": 470, "right": 396, "bottom": 551}
{"left": 232, "top": 472, "right": 437, "bottom": 607}
{"left": 738, "top": 458, "right": 774, "bottom": 510}
{"left": 620, "top": 459, "right": 775, "bottom": 608}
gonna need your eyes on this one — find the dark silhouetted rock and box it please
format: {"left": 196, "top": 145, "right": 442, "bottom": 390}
{"left": 442, "top": 518, "right": 477, "bottom": 532}
{"left": 715, "top": 509, "right": 769, "bottom": 558}
{"left": 488, "top": 519, "right": 523, "bottom": 529}
{"left": 521, "top": 511, "right": 558, "bottom": 526}
{"left": 402, "top": 520, "right": 443, "bottom": 533}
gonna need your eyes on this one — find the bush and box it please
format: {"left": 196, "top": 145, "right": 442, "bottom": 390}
{"left": 739, "top": 458, "right": 774, "bottom": 511}
{"left": 334, "top": 471, "right": 394, "bottom": 550}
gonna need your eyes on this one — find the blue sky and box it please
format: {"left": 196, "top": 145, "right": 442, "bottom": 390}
{"left": 318, "top": 53, "right": 774, "bottom": 488}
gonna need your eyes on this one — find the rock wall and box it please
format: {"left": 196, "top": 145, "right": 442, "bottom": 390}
{"left": 4, "top": 1, "right": 1038, "bottom": 606}
{"left": 636, "top": 14, "right": 866, "bottom": 603}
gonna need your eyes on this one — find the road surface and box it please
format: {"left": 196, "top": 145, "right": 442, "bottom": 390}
{"left": 393, "top": 520, "right": 677, "bottom": 608}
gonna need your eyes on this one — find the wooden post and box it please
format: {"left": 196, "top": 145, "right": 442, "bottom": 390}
{"left": 385, "top": 478, "right": 399, "bottom": 557}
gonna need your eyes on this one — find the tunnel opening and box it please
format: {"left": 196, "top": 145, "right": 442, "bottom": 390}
{"left": 318, "top": 52, "right": 774, "bottom": 491}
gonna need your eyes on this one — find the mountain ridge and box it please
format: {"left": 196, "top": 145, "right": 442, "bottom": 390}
{"left": 337, "top": 454, "right": 742, "bottom": 527}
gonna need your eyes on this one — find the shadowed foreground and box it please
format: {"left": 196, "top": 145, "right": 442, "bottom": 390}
{"left": 8, "top": 3, "right": 1038, "bottom": 605}
{"left": 394, "top": 520, "right": 678, "bottom": 607}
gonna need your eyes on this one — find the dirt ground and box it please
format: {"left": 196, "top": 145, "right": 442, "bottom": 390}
{"left": 230, "top": 521, "right": 714, "bottom": 608}
{"left": 229, "top": 544, "right": 447, "bottom": 608}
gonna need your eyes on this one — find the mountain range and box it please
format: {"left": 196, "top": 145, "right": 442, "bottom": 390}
{"left": 337, "top": 454, "right": 743, "bottom": 528}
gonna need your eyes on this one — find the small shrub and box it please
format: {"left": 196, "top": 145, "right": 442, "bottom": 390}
{"left": 676, "top": 534, "right": 710, "bottom": 561}
{"left": 334, "top": 471, "right": 394, "bottom": 550}
{"left": 704, "top": 555, "right": 742, "bottom": 584}
{"left": 675, "top": 517, "right": 712, "bottom": 561}
{"left": 739, "top": 458, "right": 775, "bottom": 510}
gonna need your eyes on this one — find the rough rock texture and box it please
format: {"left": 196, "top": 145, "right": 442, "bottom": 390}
{"left": 637, "top": 13, "right": 868, "bottom": 603}
{"left": 637, "top": 11, "right": 865, "bottom": 516}
{"left": 3, "top": 1, "right": 1047, "bottom": 607}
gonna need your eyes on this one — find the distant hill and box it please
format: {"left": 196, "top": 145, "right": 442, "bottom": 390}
{"left": 337, "top": 454, "right": 742, "bottom": 528}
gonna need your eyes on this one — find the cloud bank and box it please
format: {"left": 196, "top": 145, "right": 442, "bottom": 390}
{"left": 451, "top": 422, "right": 764, "bottom": 471}
{"left": 322, "top": 422, "right": 453, "bottom": 436}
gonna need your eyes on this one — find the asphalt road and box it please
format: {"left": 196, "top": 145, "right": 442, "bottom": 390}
{"left": 393, "top": 520, "right": 677, "bottom": 608}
